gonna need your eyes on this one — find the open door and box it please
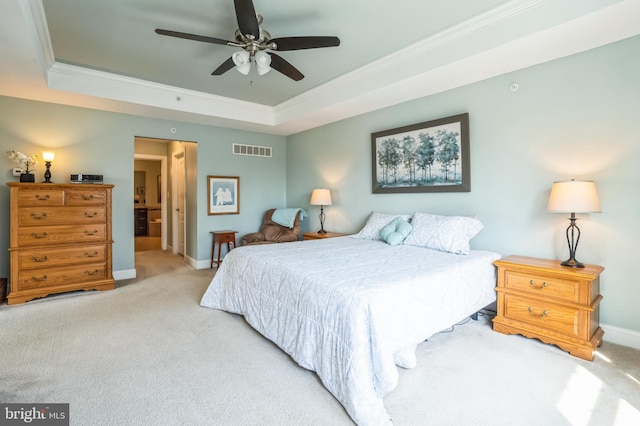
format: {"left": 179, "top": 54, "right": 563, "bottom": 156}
{"left": 172, "top": 150, "right": 186, "bottom": 256}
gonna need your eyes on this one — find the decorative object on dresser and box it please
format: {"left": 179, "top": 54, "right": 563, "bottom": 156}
{"left": 493, "top": 255, "right": 604, "bottom": 361}
{"left": 42, "top": 151, "right": 55, "bottom": 183}
{"left": 309, "top": 188, "right": 332, "bottom": 234}
{"left": 547, "top": 179, "right": 601, "bottom": 268}
{"left": 7, "top": 182, "right": 115, "bottom": 305}
{"left": 302, "top": 231, "right": 347, "bottom": 240}
{"left": 6, "top": 150, "right": 39, "bottom": 183}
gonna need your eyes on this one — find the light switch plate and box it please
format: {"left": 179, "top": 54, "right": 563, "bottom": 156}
{"left": 12, "top": 168, "right": 24, "bottom": 177}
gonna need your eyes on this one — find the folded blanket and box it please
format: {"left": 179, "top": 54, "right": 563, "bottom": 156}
{"left": 272, "top": 208, "right": 307, "bottom": 228}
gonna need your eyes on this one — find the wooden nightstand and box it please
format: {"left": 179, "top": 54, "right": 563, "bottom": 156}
{"left": 210, "top": 230, "right": 237, "bottom": 268}
{"left": 302, "top": 232, "right": 348, "bottom": 240}
{"left": 493, "top": 255, "right": 604, "bottom": 361}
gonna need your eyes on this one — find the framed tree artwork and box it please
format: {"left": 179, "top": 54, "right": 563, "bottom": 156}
{"left": 371, "top": 113, "right": 470, "bottom": 193}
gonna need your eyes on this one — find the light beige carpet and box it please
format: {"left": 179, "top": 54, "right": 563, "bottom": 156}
{"left": 1, "top": 250, "right": 639, "bottom": 425}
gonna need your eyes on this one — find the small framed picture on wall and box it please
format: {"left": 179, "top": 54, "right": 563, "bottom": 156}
{"left": 207, "top": 175, "right": 240, "bottom": 215}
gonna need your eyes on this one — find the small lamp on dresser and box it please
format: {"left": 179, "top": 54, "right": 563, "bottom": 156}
{"left": 42, "top": 151, "right": 55, "bottom": 183}
{"left": 310, "top": 188, "right": 332, "bottom": 234}
{"left": 547, "top": 179, "right": 602, "bottom": 268}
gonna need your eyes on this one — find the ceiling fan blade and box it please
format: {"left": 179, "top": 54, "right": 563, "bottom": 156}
{"left": 234, "top": 0, "right": 260, "bottom": 39}
{"left": 155, "top": 29, "right": 231, "bottom": 46}
{"left": 268, "top": 53, "right": 304, "bottom": 81}
{"left": 212, "top": 57, "right": 236, "bottom": 75}
{"left": 268, "top": 36, "right": 341, "bottom": 51}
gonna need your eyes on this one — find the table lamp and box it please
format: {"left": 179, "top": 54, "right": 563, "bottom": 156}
{"left": 310, "top": 189, "right": 332, "bottom": 234}
{"left": 547, "top": 179, "right": 601, "bottom": 268}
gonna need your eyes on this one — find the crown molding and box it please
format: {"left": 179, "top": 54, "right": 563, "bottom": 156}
{"left": 11, "top": 0, "right": 640, "bottom": 135}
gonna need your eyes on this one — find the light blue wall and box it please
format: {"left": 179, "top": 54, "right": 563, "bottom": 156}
{"left": 286, "top": 36, "right": 640, "bottom": 333}
{"left": 0, "top": 98, "right": 287, "bottom": 278}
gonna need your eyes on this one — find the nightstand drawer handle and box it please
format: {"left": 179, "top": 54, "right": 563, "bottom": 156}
{"left": 30, "top": 256, "right": 48, "bottom": 263}
{"left": 528, "top": 307, "right": 548, "bottom": 318}
{"left": 30, "top": 275, "right": 47, "bottom": 282}
{"left": 84, "top": 269, "right": 99, "bottom": 276}
{"left": 84, "top": 211, "right": 98, "bottom": 218}
{"left": 82, "top": 194, "right": 94, "bottom": 200}
{"left": 529, "top": 280, "right": 548, "bottom": 290}
{"left": 84, "top": 230, "right": 98, "bottom": 235}
{"left": 30, "top": 213, "right": 47, "bottom": 220}
{"left": 30, "top": 232, "right": 48, "bottom": 239}
{"left": 84, "top": 251, "right": 99, "bottom": 258}
{"left": 34, "top": 194, "right": 50, "bottom": 200}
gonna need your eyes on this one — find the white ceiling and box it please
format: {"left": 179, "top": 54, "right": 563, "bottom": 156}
{"left": 1, "top": 0, "right": 639, "bottom": 136}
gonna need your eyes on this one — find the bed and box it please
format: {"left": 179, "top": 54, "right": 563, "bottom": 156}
{"left": 200, "top": 213, "right": 500, "bottom": 426}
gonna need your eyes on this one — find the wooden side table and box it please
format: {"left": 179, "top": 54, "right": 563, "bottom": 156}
{"left": 493, "top": 255, "right": 604, "bottom": 361}
{"left": 210, "top": 230, "right": 238, "bottom": 268}
{"left": 302, "top": 232, "right": 349, "bottom": 240}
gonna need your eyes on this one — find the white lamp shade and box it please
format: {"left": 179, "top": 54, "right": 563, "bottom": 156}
{"left": 255, "top": 51, "right": 271, "bottom": 75}
{"left": 42, "top": 151, "right": 55, "bottom": 162}
{"left": 310, "top": 189, "right": 332, "bottom": 206}
{"left": 547, "top": 180, "right": 602, "bottom": 213}
{"left": 232, "top": 50, "right": 251, "bottom": 75}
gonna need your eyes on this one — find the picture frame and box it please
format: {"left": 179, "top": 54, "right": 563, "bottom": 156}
{"left": 371, "top": 113, "right": 470, "bottom": 193}
{"left": 207, "top": 175, "right": 240, "bottom": 215}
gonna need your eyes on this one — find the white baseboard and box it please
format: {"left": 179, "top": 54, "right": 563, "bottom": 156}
{"left": 113, "top": 269, "right": 136, "bottom": 280}
{"left": 601, "top": 323, "right": 640, "bottom": 350}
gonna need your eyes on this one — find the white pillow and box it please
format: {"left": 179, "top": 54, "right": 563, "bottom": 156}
{"left": 353, "top": 211, "right": 411, "bottom": 240}
{"left": 403, "top": 212, "right": 483, "bottom": 255}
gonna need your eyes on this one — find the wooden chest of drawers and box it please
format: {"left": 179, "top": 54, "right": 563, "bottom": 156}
{"left": 7, "top": 183, "right": 115, "bottom": 304}
{"left": 493, "top": 255, "right": 604, "bottom": 361}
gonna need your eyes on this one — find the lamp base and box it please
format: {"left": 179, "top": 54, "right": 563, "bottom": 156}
{"left": 561, "top": 258, "right": 585, "bottom": 268}
{"left": 317, "top": 229, "right": 327, "bottom": 234}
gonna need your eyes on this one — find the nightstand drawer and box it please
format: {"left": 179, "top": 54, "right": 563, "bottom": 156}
{"left": 504, "top": 270, "right": 580, "bottom": 303}
{"left": 503, "top": 294, "right": 580, "bottom": 338}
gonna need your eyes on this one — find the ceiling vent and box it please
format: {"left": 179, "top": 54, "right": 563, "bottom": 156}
{"left": 233, "top": 143, "right": 272, "bottom": 158}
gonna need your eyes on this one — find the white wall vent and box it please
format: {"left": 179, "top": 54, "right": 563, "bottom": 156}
{"left": 233, "top": 143, "right": 272, "bottom": 158}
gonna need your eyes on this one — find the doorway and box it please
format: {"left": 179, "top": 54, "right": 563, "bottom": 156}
{"left": 134, "top": 155, "right": 167, "bottom": 252}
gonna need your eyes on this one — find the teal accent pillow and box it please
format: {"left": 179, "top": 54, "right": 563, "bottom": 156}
{"left": 379, "top": 217, "right": 412, "bottom": 245}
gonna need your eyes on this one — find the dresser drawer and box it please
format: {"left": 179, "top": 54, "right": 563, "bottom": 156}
{"left": 18, "top": 189, "right": 64, "bottom": 206}
{"left": 18, "top": 225, "right": 107, "bottom": 246}
{"left": 503, "top": 294, "right": 580, "bottom": 338}
{"left": 17, "top": 245, "right": 107, "bottom": 269}
{"left": 19, "top": 206, "right": 106, "bottom": 226}
{"left": 66, "top": 189, "right": 108, "bottom": 205}
{"left": 16, "top": 263, "right": 107, "bottom": 291}
{"left": 503, "top": 270, "right": 580, "bottom": 304}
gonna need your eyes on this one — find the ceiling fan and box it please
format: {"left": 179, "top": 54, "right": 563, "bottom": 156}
{"left": 155, "top": 0, "right": 340, "bottom": 81}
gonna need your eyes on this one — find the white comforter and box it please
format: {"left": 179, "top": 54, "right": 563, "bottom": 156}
{"left": 200, "top": 236, "right": 500, "bottom": 425}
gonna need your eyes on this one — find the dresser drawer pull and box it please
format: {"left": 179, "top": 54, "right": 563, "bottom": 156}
{"left": 528, "top": 307, "right": 548, "bottom": 318}
{"left": 84, "top": 230, "right": 99, "bottom": 235}
{"left": 82, "top": 194, "right": 94, "bottom": 200}
{"left": 84, "top": 269, "right": 99, "bottom": 276}
{"left": 84, "top": 251, "right": 99, "bottom": 258}
{"left": 30, "top": 275, "right": 47, "bottom": 282}
{"left": 30, "top": 213, "right": 47, "bottom": 220}
{"left": 30, "top": 256, "right": 48, "bottom": 263}
{"left": 34, "top": 194, "right": 50, "bottom": 200}
{"left": 30, "top": 232, "right": 48, "bottom": 239}
{"left": 529, "top": 280, "right": 548, "bottom": 290}
{"left": 84, "top": 211, "right": 98, "bottom": 218}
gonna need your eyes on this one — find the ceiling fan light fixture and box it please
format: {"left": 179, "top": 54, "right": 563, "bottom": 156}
{"left": 232, "top": 50, "right": 251, "bottom": 75}
{"left": 255, "top": 51, "right": 271, "bottom": 75}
